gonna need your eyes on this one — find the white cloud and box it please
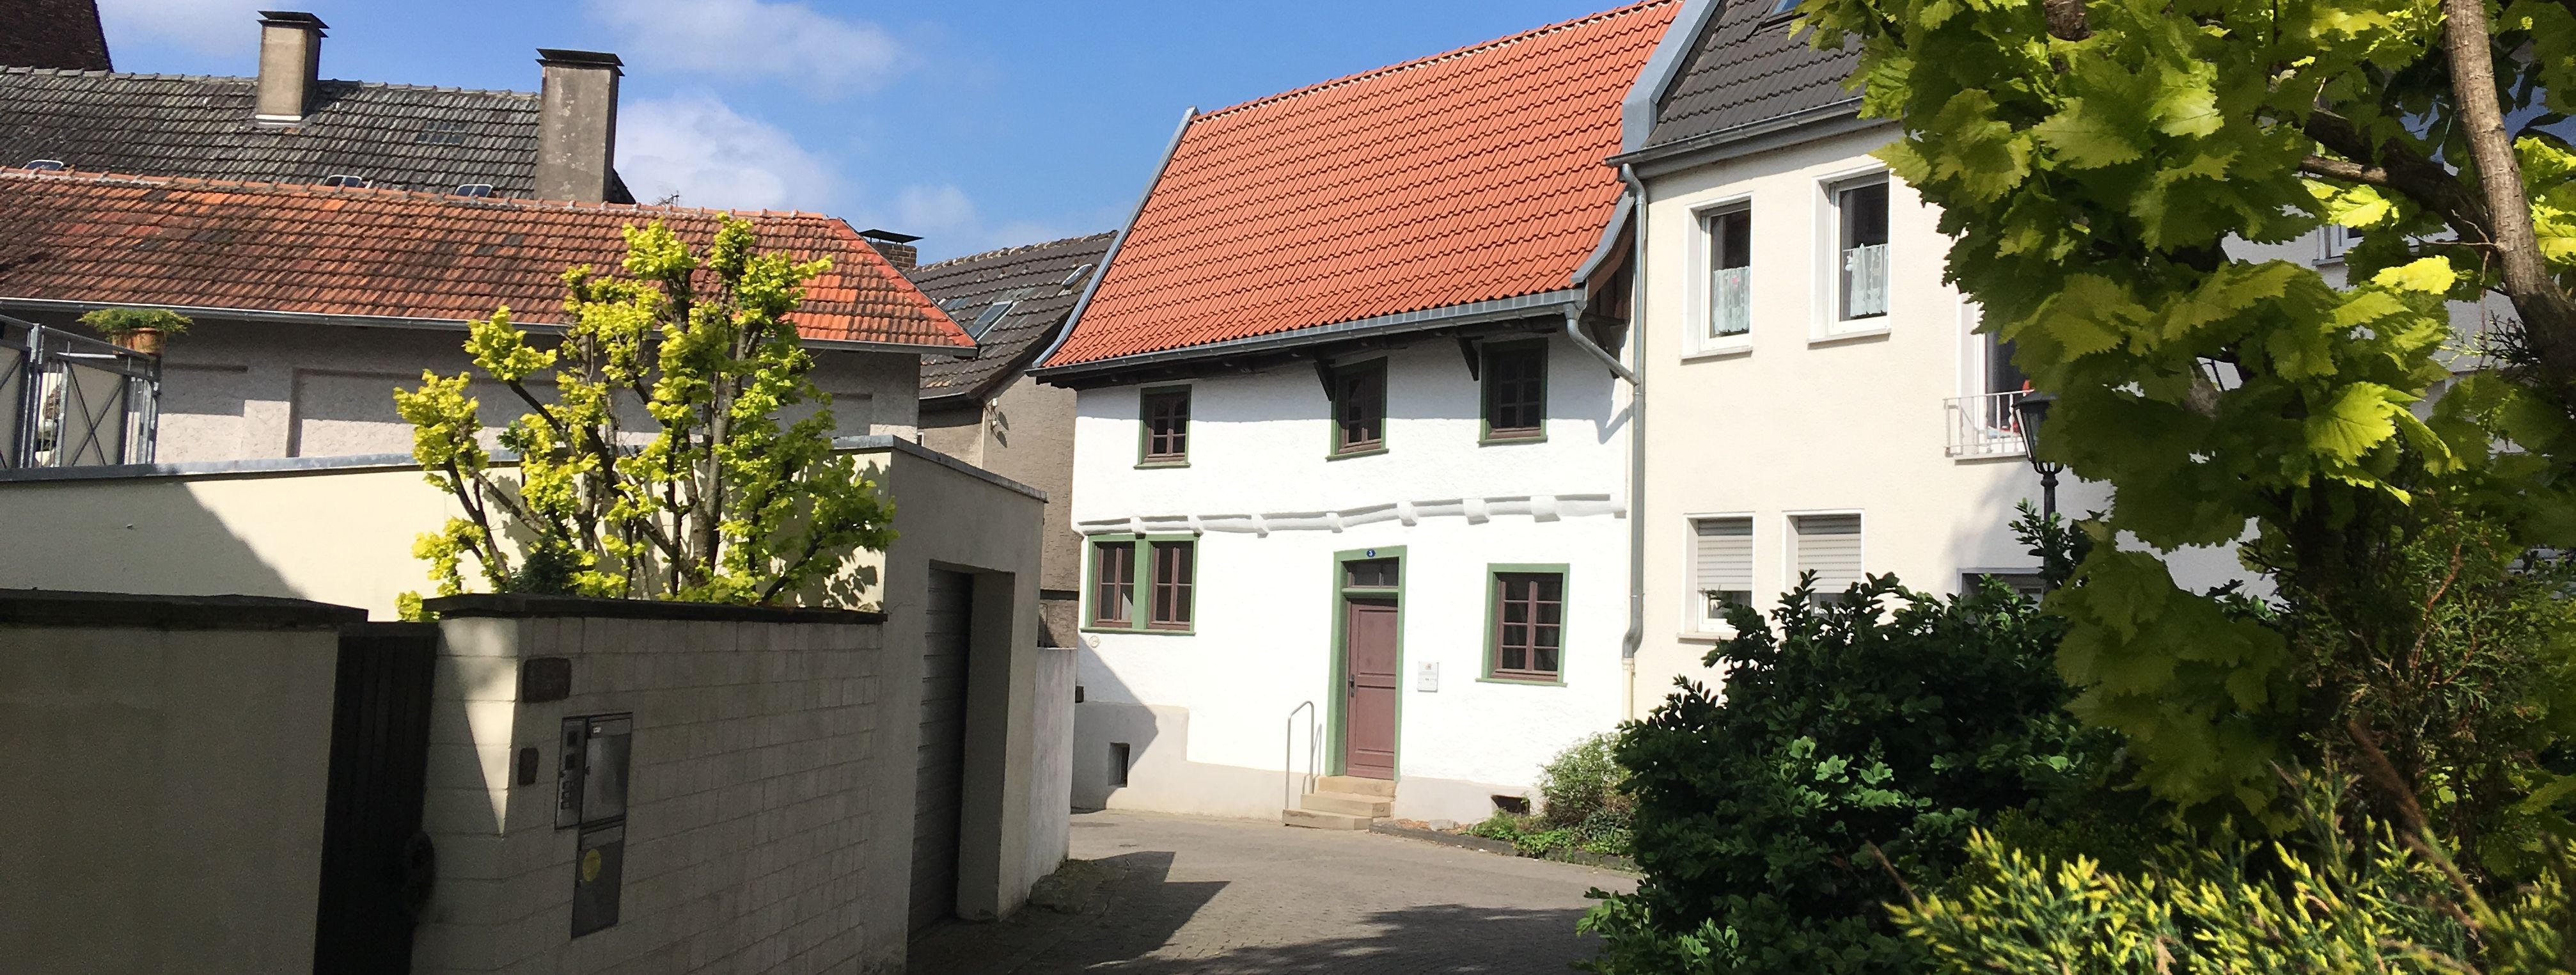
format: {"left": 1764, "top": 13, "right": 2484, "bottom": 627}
{"left": 97, "top": 0, "right": 298, "bottom": 55}
{"left": 586, "top": 0, "right": 901, "bottom": 92}
{"left": 885, "top": 184, "right": 1072, "bottom": 262}
{"left": 616, "top": 95, "right": 837, "bottom": 212}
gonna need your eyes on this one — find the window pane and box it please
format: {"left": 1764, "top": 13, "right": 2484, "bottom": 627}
{"left": 1143, "top": 390, "right": 1190, "bottom": 459}
{"left": 1093, "top": 543, "right": 1134, "bottom": 624}
{"left": 1501, "top": 644, "right": 1526, "bottom": 672}
{"left": 1534, "top": 642, "right": 1559, "bottom": 675}
{"left": 1345, "top": 558, "right": 1397, "bottom": 588}
{"left": 1484, "top": 346, "right": 1545, "bottom": 436}
{"left": 1149, "top": 541, "right": 1194, "bottom": 627}
{"left": 1839, "top": 183, "right": 1890, "bottom": 320}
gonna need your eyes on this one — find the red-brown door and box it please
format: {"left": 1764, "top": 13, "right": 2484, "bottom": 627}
{"left": 1342, "top": 597, "right": 1400, "bottom": 779}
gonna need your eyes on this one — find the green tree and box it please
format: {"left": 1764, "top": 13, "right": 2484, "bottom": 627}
{"left": 1795, "top": 0, "right": 2576, "bottom": 825}
{"left": 394, "top": 217, "right": 894, "bottom": 608}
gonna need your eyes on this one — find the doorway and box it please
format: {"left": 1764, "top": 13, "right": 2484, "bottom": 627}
{"left": 910, "top": 569, "right": 973, "bottom": 935}
{"left": 1333, "top": 552, "right": 1402, "bottom": 780}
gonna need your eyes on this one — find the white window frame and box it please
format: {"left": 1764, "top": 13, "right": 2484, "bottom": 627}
{"left": 1816, "top": 168, "right": 1893, "bottom": 340}
{"left": 1688, "top": 196, "right": 1757, "bottom": 358}
{"left": 2319, "top": 224, "right": 2362, "bottom": 264}
{"left": 1786, "top": 509, "right": 1865, "bottom": 605}
{"left": 1685, "top": 512, "right": 1758, "bottom": 635}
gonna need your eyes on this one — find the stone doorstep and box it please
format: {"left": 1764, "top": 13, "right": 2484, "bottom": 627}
{"left": 1315, "top": 774, "right": 1396, "bottom": 798}
{"left": 1296, "top": 790, "right": 1393, "bottom": 818}
{"left": 1278, "top": 807, "right": 1370, "bottom": 830}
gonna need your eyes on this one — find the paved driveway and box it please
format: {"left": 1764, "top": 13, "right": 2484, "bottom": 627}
{"left": 908, "top": 810, "right": 1638, "bottom": 974}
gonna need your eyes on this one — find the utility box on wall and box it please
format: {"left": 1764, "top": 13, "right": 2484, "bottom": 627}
{"left": 555, "top": 713, "right": 633, "bottom": 937}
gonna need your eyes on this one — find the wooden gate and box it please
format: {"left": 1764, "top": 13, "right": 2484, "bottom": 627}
{"left": 312, "top": 622, "right": 439, "bottom": 974}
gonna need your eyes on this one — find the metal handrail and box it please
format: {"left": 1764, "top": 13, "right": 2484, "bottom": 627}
{"left": 1284, "top": 701, "right": 1318, "bottom": 810}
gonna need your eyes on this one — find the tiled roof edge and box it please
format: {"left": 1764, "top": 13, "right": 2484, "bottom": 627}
{"left": 1621, "top": 0, "right": 1727, "bottom": 153}
{"left": 1198, "top": 0, "right": 1679, "bottom": 122}
{"left": 1033, "top": 287, "right": 1587, "bottom": 379}
{"left": 1032, "top": 106, "right": 1198, "bottom": 372}
{"left": 0, "top": 65, "right": 541, "bottom": 101}
{"left": 1617, "top": 95, "right": 1869, "bottom": 165}
{"left": 0, "top": 166, "right": 844, "bottom": 223}
{"left": 911, "top": 231, "right": 1118, "bottom": 273}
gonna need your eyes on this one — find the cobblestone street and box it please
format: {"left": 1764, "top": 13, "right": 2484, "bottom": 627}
{"left": 907, "top": 810, "right": 1637, "bottom": 974}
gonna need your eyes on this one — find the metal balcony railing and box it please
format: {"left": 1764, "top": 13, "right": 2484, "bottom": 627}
{"left": 1945, "top": 389, "right": 2030, "bottom": 459}
{"left": 1, "top": 315, "right": 161, "bottom": 470}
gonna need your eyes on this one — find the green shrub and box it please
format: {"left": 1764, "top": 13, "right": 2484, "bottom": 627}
{"left": 1897, "top": 774, "right": 2576, "bottom": 974}
{"left": 1582, "top": 507, "right": 2119, "bottom": 975}
{"left": 1540, "top": 733, "right": 1634, "bottom": 856}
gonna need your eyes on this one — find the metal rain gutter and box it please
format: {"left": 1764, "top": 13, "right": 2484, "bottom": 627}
{"left": 1616, "top": 164, "right": 1651, "bottom": 720}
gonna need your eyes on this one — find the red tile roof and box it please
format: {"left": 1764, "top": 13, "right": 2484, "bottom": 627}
{"left": 1041, "top": 1, "right": 1677, "bottom": 370}
{"left": 0, "top": 168, "right": 971, "bottom": 349}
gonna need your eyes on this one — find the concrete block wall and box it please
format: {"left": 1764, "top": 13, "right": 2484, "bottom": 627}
{"left": 413, "top": 605, "right": 900, "bottom": 975}
{"left": 1023, "top": 646, "right": 1076, "bottom": 882}
{"left": 0, "top": 591, "right": 361, "bottom": 975}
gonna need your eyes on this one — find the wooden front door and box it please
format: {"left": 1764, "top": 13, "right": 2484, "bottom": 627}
{"left": 1342, "top": 597, "right": 1401, "bottom": 779}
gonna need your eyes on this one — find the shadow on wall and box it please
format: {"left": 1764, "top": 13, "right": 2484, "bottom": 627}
{"left": 1069, "top": 645, "right": 1162, "bottom": 811}
{"left": 0, "top": 476, "right": 300, "bottom": 603}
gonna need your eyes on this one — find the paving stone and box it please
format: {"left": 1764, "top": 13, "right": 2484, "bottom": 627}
{"left": 909, "top": 809, "right": 1637, "bottom": 974}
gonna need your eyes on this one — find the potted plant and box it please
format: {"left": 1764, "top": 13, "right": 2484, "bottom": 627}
{"left": 77, "top": 308, "right": 191, "bottom": 356}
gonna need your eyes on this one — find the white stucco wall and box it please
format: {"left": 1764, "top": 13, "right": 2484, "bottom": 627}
{"left": 1630, "top": 124, "right": 2258, "bottom": 713}
{"left": 8, "top": 311, "right": 922, "bottom": 463}
{"left": 1065, "top": 335, "right": 1632, "bottom": 822}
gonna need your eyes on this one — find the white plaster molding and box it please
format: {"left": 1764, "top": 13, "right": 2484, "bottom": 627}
{"left": 1072, "top": 493, "right": 1621, "bottom": 535}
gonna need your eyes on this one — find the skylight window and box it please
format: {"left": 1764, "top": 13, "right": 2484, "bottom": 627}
{"left": 452, "top": 184, "right": 496, "bottom": 198}
{"left": 1059, "top": 263, "right": 1096, "bottom": 290}
{"left": 1770, "top": 0, "right": 1802, "bottom": 14}
{"left": 970, "top": 300, "right": 1016, "bottom": 338}
{"left": 323, "top": 174, "right": 370, "bottom": 188}
{"left": 24, "top": 159, "right": 66, "bottom": 171}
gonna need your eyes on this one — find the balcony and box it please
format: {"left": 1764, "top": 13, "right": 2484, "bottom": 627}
{"left": 1945, "top": 389, "right": 2029, "bottom": 459}
{"left": 2, "top": 315, "right": 161, "bottom": 470}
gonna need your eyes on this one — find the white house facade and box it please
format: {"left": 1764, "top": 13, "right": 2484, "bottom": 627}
{"left": 1615, "top": 0, "right": 2255, "bottom": 707}
{"left": 1060, "top": 335, "right": 1634, "bottom": 822}
{"left": 1033, "top": 1, "right": 1688, "bottom": 825}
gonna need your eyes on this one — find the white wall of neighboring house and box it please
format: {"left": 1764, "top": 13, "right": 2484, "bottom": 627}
{"left": 1631, "top": 123, "right": 2220, "bottom": 711}
{"left": 10, "top": 310, "right": 922, "bottom": 463}
{"left": 1066, "top": 334, "right": 1633, "bottom": 823}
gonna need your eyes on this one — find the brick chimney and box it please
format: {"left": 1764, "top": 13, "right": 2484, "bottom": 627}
{"left": 535, "top": 49, "right": 622, "bottom": 203}
{"left": 860, "top": 229, "right": 920, "bottom": 271}
{"left": 252, "top": 11, "right": 326, "bottom": 123}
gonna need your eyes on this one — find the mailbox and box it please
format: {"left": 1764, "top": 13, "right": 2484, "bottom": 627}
{"left": 571, "top": 823, "right": 625, "bottom": 937}
{"left": 555, "top": 713, "right": 632, "bottom": 830}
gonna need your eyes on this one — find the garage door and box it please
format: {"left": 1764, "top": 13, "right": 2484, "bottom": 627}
{"left": 909, "top": 570, "right": 974, "bottom": 935}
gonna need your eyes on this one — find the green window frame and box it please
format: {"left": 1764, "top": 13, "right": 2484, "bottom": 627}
{"left": 1138, "top": 385, "right": 1191, "bottom": 468}
{"left": 1482, "top": 563, "right": 1569, "bottom": 685}
{"left": 1480, "top": 340, "right": 1548, "bottom": 443}
{"left": 1327, "top": 358, "right": 1388, "bottom": 458}
{"left": 1084, "top": 533, "right": 1198, "bottom": 635}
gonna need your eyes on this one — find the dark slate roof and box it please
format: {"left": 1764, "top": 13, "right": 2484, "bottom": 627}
{"left": 1641, "top": 1, "right": 1862, "bottom": 151}
{"left": 910, "top": 233, "right": 1116, "bottom": 402}
{"left": 0, "top": 67, "right": 633, "bottom": 202}
{"left": 0, "top": 0, "right": 112, "bottom": 72}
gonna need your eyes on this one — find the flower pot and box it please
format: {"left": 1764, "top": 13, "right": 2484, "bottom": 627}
{"left": 115, "top": 328, "right": 164, "bottom": 356}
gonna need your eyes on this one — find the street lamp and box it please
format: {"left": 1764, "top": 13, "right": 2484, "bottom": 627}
{"left": 2013, "top": 391, "right": 2062, "bottom": 518}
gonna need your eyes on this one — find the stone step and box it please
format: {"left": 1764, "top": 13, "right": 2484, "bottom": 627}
{"left": 1298, "top": 791, "right": 1393, "bottom": 818}
{"left": 1280, "top": 807, "right": 1371, "bottom": 830}
{"left": 1317, "top": 775, "right": 1396, "bottom": 798}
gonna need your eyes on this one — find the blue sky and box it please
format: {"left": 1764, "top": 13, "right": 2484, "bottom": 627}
{"left": 95, "top": 0, "right": 1621, "bottom": 262}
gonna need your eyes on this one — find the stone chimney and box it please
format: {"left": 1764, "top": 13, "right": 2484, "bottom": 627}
{"left": 253, "top": 11, "right": 326, "bottom": 123}
{"left": 535, "top": 49, "right": 622, "bottom": 203}
{"left": 860, "top": 230, "right": 920, "bottom": 271}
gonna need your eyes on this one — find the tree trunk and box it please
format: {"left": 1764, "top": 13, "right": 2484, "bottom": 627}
{"left": 2440, "top": 0, "right": 2576, "bottom": 406}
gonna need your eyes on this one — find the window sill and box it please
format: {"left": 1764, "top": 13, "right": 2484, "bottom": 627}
{"left": 1326, "top": 447, "right": 1389, "bottom": 461}
{"left": 1135, "top": 459, "right": 1191, "bottom": 470}
{"left": 1677, "top": 630, "right": 1733, "bottom": 644}
{"left": 1479, "top": 431, "right": 1547, "bottom": 446}
{"left": 1477, "top": 674, "right": 1567, "bottom": 687}
{"left": 1810, "top": 326, "right": 1892, "bottom": 347}
{"left": 1082, "top": 624, "right": 1196, "bottom": 637}
{"left": 1679, "top": 343, "right": 1753, "bottom": 363}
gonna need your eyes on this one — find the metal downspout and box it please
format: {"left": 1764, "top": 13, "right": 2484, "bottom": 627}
{"left": 1617, "top": 164, "right": 1649, "bottom": 721}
